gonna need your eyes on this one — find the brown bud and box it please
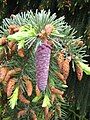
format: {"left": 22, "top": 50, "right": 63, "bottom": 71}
{"left": 76, "top": 64, "right": 83, "bottom": 81}
{"left": 8, "top": 25, "right": 17, "bottom": 29}
{"left": 5, "top": 68, "right": 21, "bottom": 82}
{"left": 0, "top": 66, "right": 9, "bottom": 82}
{"left": 13, "top": 28, "right": 19, "bottom": 33}
{"left": 57, "top": 51, "right": 64, "bottom": 71}
{"left": 56, "top": 105, "right": 61, "bottom": 118}
{"left": 8, "top": 25, "right": 19, "bottom": 34}
{"left": 41, "top": 29, "right": 46, "bottom": 35}
{"left": 8, "top": 29, "right": 14, "bottom": 35}
{"left": 18, "top": 48, "right": 25, "bottom": 57}
{"left": 47, "top": 40, "right": 53, "bottom": 46}
{"left": 35, "top": 85, "right": 41, "bottom": 96}
{"left": 55, "top": 72, "right": 66, "bottom": 84}
{"left": 50, "top": 87, "right": 64, "bottom": 96}
{"left": 48, "top": 111, "right": 54, "bottom": 120}
{"left": 11, "top": 44, "right": 17, "bottom": 52}
{"left": 44, "top": 107, "right": 49, "bottom": 120}
{"left": 19, "top": 90, "right": 30, "bottom": 104}
{"left": 8, "top": 68, "right": 21, "bottom": 75}
{"left": 17, "top": 109, "right": 26, "bottom": 118}
{"left": 8, "top": 41, "right": 15, "bottom": 49}
{"left": 30, "top": 109, "right": 37, "bottom": 120}
{"left": 51, "top": 93, "right": 56, "bottom": 104}
{"left": 62, "top": 58, "right": 70, "bottom": 80}
{"left": 4, "top": 73, "right": 11, "bottom": 82}
{"left": 45, "top": 24, "right": 54, "bottom": 36}
{"left": 59, "top": 95, "right": 64, "bottom": 102}
{"left": 38, "top": 30, "right": 46, "bottom": 40}
{"left": 0, "top": 48, "right": 5, "bottom": 59}
{"left": 74, "top": 40, "right": 84, "bottom": 47}
{"left": 6, "top": 78, "right": 16, "bottom": 97}
{"left": 26, "top": 80, "right": 33, "bottom": 96}
{"left": 23, "top": 76, "right": 33, "bottom": 96}
{"left": 8, "top": 42, "right": 17, "bottom": 54}
{"left": 0, "top": 37, "right": 7, "bottom": 45}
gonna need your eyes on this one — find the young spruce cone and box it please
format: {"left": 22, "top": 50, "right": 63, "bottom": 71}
{"left": 36, "top": 43, "right": 51, "bottom": 91}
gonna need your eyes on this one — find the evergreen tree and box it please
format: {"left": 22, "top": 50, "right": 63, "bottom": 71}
{"left": 0, "top": 0, "right": 90, "bottom": 120}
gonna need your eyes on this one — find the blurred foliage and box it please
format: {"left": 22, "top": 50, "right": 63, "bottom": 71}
{"left": 0, "top": 0, "right": 7, "bottom": 23}
{"left": 0, "top": 0, "right": 90, "bottom": 120}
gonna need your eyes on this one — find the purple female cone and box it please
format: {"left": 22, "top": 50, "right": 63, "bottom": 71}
{"left": 35, "top": 43, "right": 51, "bottom": 91}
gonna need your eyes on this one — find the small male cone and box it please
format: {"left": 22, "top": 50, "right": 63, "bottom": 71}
{"left": 44, "top": 106, "right": 49, "bottom": 120}
{"left": 0, "top": 36, "right": 7, "bottom": 45}
{"left": 57, "top": 51, "right": 64, "bottom": 71}
{"left": 35, "top": 85, "right": 41, "bottom": 96}
{"left": 18, "top": 90, "right": 30, "bottom": 104}
{"left": 61, "top": 58, "right": 71, "bottom": 80}
{"left": 30, "top": 109, "right": 37, "bottom": 120}
{"left": 36, "top": 43, "right": 51, "bottom": 91}
{"left": 76, "top": 64, "right": 83, "bottom": 81}
{"left": 17, "top": 109, "right": 26, "bottom": 118}
{"left": 18, "top": 48, "right": 25, "bottom": 57}
{"left": 55, "top": 71, "right": 66, "bottom": 84}
{"left": 23, "top": 76, "right": 33, "bottom": 96}
{"left": 6, "top": 78, "right": 16, "bottom": 97}
{"left": 0, "top": 66, "right": 9, "bottom": 82}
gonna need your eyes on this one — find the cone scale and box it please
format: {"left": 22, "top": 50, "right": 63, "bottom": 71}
{"left": 35, "top": 43, "right": 51, "bottom": 91}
